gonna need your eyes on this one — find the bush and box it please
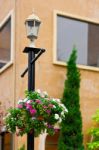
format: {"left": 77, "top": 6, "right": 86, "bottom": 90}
{"left": 87, "top": 109, "right": 99, "bottom": 150}
{"left": 58, "top": 48, "right": 84, "bottom": 150}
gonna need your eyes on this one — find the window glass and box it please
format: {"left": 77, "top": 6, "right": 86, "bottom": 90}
{"left": 57, "top": 15, "right": 99, "bottom": 67}
{"left": 0, "top": 17, "right": 11, "bottom": 69}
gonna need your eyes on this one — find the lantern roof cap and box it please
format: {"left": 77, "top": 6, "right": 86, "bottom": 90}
{"left": 25, "top": 13, "right": 41, "bottom": 22}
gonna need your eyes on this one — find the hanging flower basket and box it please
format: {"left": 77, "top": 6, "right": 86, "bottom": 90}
{"left": 5, "top": 90, "right": 68, "bottom": 137}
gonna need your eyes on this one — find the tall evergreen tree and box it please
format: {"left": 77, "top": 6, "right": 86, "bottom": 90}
{"left": 58, "top": 48, "right": 84, "bottom": 150}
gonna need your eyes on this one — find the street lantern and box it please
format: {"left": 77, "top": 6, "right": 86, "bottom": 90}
{"left": 25, "top": 13, "right": 41, "bottom": 47}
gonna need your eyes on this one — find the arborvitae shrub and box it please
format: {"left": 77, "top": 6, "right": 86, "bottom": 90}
{"left": 58, "top": 48, "right": 84, "bottom": 150}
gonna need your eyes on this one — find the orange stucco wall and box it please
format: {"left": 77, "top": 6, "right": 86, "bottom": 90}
{"left": 0, "top": 1, "right": 15, "bottom": 118}
{"left": 0, "top": 0, "right": 99, "bottom": 149}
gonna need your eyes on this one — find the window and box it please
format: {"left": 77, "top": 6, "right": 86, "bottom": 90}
{"left": 54, "top": 11, "right": 99, "bottom": 69}
{"left": 0, "top": 10, "right": 14, "bottom": 72}
{"left": 0, "top": 18, "right": 11, "bottom": 68}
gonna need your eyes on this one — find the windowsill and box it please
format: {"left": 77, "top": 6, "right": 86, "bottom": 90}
{"left": 0, "top": 61, "right": 13, "bottom": 74}
{"left": 53, "top": 60, "right": 99, "bottom": 72}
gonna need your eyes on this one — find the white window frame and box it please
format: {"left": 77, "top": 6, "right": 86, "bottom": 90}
{"left": 53, "top": 10, "right": 99, "bottom": 72}
{"left": 0, "top": 10, "right": 15, "bottom": 74}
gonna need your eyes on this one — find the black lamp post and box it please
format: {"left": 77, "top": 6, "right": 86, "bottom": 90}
{"left": 21, "top": 13, "right": 45, "bottom": 150}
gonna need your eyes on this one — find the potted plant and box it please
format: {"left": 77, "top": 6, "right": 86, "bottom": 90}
{"left": 5, "top": 90, "right": 68, "bottom": 137}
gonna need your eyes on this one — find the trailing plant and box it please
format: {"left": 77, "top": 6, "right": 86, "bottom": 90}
{"left": 5, "top": 90, "right": 68, "bottom": 137}
{"left": 87, "top": 109, "right": 99, "bottom": 150}
{"left": 58, "top": 48, "right": 84, "bottom": 150}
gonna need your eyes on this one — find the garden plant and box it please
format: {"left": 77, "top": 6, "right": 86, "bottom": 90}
{"left": 87, "top": 109, "right": 99, "bottom": 150}
{"left": 58, "top": 48, "right": 84, "bottom": 150}
{"left": 5, "top": 90, "right": 68, "bottom": 137}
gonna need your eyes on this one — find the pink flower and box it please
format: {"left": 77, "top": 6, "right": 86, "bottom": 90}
{"left": 47, "top": 124, "right": 53, "bottom": 128}
{"left": 26, "top": 104, "right": 32, "bottom": 109}
{"left": 36, "top": 99, "right": 41, "bottom": 104}
{"left": 43, "top": 106, "right": 47, "bottom": 109}
{"left": 27, "top": 100, "right": 33, "bottom": 104}
{"left": 48, "top": 104, "right": 53, "bottom": 108}
{"left": 30, "top": 109, "right": 36, "bottom": 115}
{"left": 17, "top": 104, "right": 23, "bottom": 109}
{"left": 46, "top": 110, "right": 51, "bottom": 114}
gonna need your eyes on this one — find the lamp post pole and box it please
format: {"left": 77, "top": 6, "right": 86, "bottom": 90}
{"left": 27, "top": 49, "right": 35, "bottom": 150}
{"left": 21, "top": 47, "right": 45, "bottom": 150}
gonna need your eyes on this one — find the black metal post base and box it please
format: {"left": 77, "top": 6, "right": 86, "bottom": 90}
{"left": 27, "top": 132, "right": 34, "bottom": 150}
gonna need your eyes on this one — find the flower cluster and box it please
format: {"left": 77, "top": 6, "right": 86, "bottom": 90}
{"left": 5, "top": 90, "right": 68, "bottom": 137}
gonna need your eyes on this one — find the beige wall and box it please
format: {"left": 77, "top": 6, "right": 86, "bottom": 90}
{"left": 0, "top": 0, "right": 99, "bottom": 149}
{"left": 0, "top": 0, "right": 15, "bottom": 118}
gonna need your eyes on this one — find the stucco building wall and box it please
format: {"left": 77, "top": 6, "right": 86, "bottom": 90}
{"left": 0, "top": 0, "right": 15, "bottom": 118}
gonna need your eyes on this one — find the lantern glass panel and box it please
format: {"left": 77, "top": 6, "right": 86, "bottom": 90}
{"left": 26, "top": 20, "right": 40, "bottom": 39}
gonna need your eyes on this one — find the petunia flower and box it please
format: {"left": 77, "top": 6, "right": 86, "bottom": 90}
{"left": 36, "top": 99, "right": 41, "bottom": 104}
{"left": 55, "top": 114, "right": 59, "bottom": 120}
{"left": 27, "top": 100, "right": 33, "bottom": 104}
{"left": 17, "top": 104, "right": 23, "bottom": 109}
{"left": 46, "top": 110, "right": 51, "bottom": 114}
{"left": 48, "top": 104, "right": 53, "bottom": 108}
{"left": 36, "top": 89, "right": 41, "bottom": 94}
{"left": 43, "top": 106, "right": 48, "bottom": 109}
{"left": 30, "top": 109, "right": 37, "bottom": 115}
{"left": 18, "top": 99, "right": 23, "bottom": 104}
{"left": 26, "top": 104, "right": 32, "bottom": 110}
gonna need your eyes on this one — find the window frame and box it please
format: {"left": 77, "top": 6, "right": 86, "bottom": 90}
{"left": 53, "top": 10, "right": 99, "bottom": 72}
{"left": 0, "top": 10, "right": 15, "bottom": 74}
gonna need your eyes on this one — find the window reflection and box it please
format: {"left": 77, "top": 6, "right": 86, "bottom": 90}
{"left": 0, "top": 17, "right": 11, "bottom": 68}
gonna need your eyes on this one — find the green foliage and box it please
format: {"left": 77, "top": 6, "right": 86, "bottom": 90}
{"left": 58, "top": 48, "right": 84, "bottom": 150}
{"left": 5, "top": 90, "right": 68, "bottom": 137}
{"left": 18, "top": 144, "right": 25, "bottom": 150}
{"left": 87, "top": 109, "right": 99, "bottom": 150}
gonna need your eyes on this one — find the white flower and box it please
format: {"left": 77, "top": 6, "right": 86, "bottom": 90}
{"left": 58, "top": 118, "right": 62, "bottom": 123}
{"left": 53, "top": 105, "right": 56, "bottom": 108}
{"left": 60, "top": 104, "right": 68, "bottom": 112}
{"left": 64, "top": 108, "right": 68, "bottom": 113}
{"left": 36, "top": 89, "right": 41, "bottom": 94}
{"left": 60, "top": 103, "right": 65, "bottom": 108}
{"left": 27, "top": 100, "right": 32, "bottom": 104}
{"left": 56, "top": 99, "right": 60, "bottom": 103}
{"left": 23, "top": 98, "right": 28, "bottom": 102}
{"left": 40, "top": 93, "right": 45, "bottom": 98}
{"left": 52, "top": 98, "right": 56, "bottom": 102}
{"left": 61, "top": 111, "right": 64, "bottom": 116}
{"left": 32, "top": 117, "right": 36, "bottom": 120}
{"left": 43, "top": 91, "right": 48, "bottom": 96}
{"left": 55, "top": 114, "right": 59, "bottom": 120}
{"left": 18, "top": 99, "right": 23, "bottom": 104}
